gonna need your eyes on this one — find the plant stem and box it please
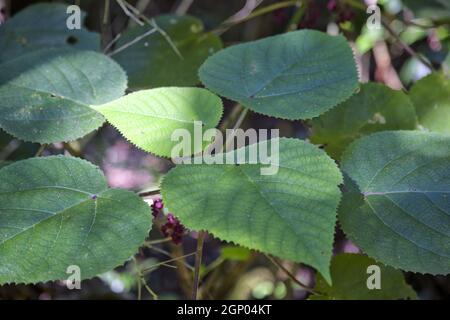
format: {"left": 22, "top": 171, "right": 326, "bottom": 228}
{"left": 342, "top": 0, "right": 435, "bottom": 71}
{"left": 34, "top": 144, "right": 47, "bottom": 157}
{"left": 174, "top": 0, "right": 194, "bottom": 15}
{"left": 213, "top": 0, "right": 300, "bottom": 35}
{"left": 223, "top": 107, "right": 249, "bottom": 152}
{"left": 240, "top": 0, "right": 299, "bottom": 24}
{"left": 380, "top": 18, "right": 435, "bottom": 71}
{"left": 286, "top": 0, "right": 307, "bottom": 31}
{"left": 101, "top": 0, "right": 111, "bottom": 51}
{"left": 141, "top": 252, "right": 196, "bottom": 273}
{"left": 138, "top": 189, "right": 161, "bottom": 198}
{"left": 108, "top": 27, "right": 158, "bottom": 56}
{"left": 265, "top": 254, "right": 317, "bottom": 294}
{"left": 116, "top": 0, "right": 144, "bottom": 26}
{"left": 191, "top": 231, "right": 205, "bottom": 300}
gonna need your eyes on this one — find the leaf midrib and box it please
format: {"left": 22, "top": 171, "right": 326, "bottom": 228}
{"left": 0, "top": 196, "right": 98, "bottom": 246}
{"left": 3, "top": 82, "right": 93, "bottom": 108}
{"left": 96, "top": 108, "right": 199, "bottom": 125}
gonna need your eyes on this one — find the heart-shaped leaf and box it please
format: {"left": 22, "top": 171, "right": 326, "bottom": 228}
{"left": 113, "top": 15, "right": 222, "bottom": 90}
{"left": 310, "top": 254, "right": 417, "bottom": 300}
{"left": 0, "top": 156, "right": 151, "bottom": 285}
{"left": 0, "top": 3, "right": 99, "bottom": 63}
{"left": 0, "top": 48, "right": 127, "bottom": 144}
{"left": 410, "top": 72, "right": 450, "bottom": 134}
{"left": 199, "top": 30, "right": 359, "bottom": 120}
{"left": 92, "top": 87, "right": 223, "bottom": 158}
{"left": 311, "top": 83, "right": 417, "bottom": 159}
{"left": 340, "top": 131, "right": 450, "bottom": 275}
{"left": 161, "top": 138, "right": 343, "bottom": 282}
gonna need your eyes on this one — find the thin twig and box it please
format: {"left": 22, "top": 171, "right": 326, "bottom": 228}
{"left": 116, "top": 0, "right": 145, "bottom": 26}
{"left": 142, "top": 252, "right": 196, "bottom": 273}
{"left": 138, "top": 188, "right": 161, "bottom": 198}
{"left": 145, "top": 243, "right": 194, "bottom": 271}
{"left": 103, "top": 32, "right": 122, "bottom": 54}
{"left": 122, "top": 1, "right": 183, "bottom": 58}
{"left": 342, "top": 0, "right": 435, "bottom": 71}
{"left": 213, "top": 0, "right": 299, "bottom": 35}
{"left": 145, "top": 237, "right": 172, "bottom": 245}
{"left": 174, "top": 0, "right": 194, "bottom": 15}
{"left": 140, "top": 275, "right": 158, "bottom": 299}
{"left": 34, "top": 144, "right": 47, "bottom": 157}
{"left": 265, "top": 255, "right": 317, "bottom": 294}
{"left": 286, "top": 0, "right": 306, "bottom": 31}
{"left": 133, "top": 257, "right": 158, "bottom": 300}
{"left": 381, "top": 18, "right": 435, "bottom": 71}
{"left": 191, "top": 231, "right": 205, "bottom": 300}
{"left": 224, "top": 107, "right": 249, "bottom": 152}
{"left": 108, "top": 27, "right": 158, "bottom": 56}
{"left": 101, "top": 0, "right": 111, "bottom": 50}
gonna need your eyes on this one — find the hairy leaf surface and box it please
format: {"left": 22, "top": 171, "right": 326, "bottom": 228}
{"left": 311, "top": 83, "right": 417, "bottom": 159}
{"left": 161, "top": 138, "right": 343, "bottom": 282}
{"left": 340, "top": 131, "right": 450, "bottom": 274}
{"left": 0, "top": 49, "right": 127, "bottom": 143}
{"left": 93, "top": 87, "right": 223, "bottom": 157}
{"left": 0, "top": 3, "right": 99, "bottom": 63}
{"left": 0, "top": 156, "right": 151, "bottom": 284}
{"left": 199, "top": 30, "right": 359, "bottom": 120}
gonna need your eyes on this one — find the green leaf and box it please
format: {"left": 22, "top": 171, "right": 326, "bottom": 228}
{"left": 310, "top": 253, "right": 417, "bottom": 300}
{"left": 0, "top": 48, "right": 127, "bottom": 144}
{"left": 311, "top": 83, "right": 417, "bottom": 159}
{"left": 0, "top": 3, "right": 99, "bottom": 63}
{"left": 113, "top": 15, "right": 222, "bottom": 90}
{"left": 410, "top": 73, "right": 450, "bottom": 134}
{"left": 0, "top": 156, "right": 151, "bottom": 285}
{"left": 92, "top": 87, "right": 223, "bottom": 158}
{"left": 340, "top": 131, "right": 450, "bottom": 275}
{"left": 199, "top": 30, "right": 359, "bottom": 120}
{"left": 161, "top": 138, "right": 343, "bottom": 282}
{"left": 221, "top": 246, "right": 253, "bottom": 261}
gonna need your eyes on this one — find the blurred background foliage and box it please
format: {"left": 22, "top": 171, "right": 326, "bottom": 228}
{"left": 0, "top": 0, "right": 449, "bottom": 300}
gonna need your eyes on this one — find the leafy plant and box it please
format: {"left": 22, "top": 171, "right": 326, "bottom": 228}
{"left": 0, "top": 1, "right": 449, "bottom": 300}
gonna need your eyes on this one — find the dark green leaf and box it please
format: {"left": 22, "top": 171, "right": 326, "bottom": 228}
{"left": 311, "top": 253, "right": 417, "bottom": 300}
{"left": 0, "top": 156, "right": 151, "bottom": 284}
{"left": 311, "top": 83, "right": 417, "bottom": 159}
{"left": 340, "top": 131, "right": 450, "bottom": 275}
{"left": 199, "top": 30, "right": 359, "bottom": 120}
{"left": 0, "top": 3, "right": 99, "bottom": 63}
{"left": 113, "top": 15, "right": 222, "bottom": 90}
